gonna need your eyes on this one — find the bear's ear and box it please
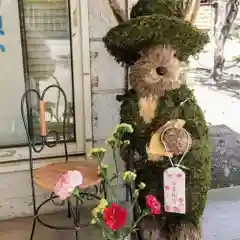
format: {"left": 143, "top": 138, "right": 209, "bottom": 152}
{"left": 108, "top": 0, "right": 127, "bottom": 23}
{"left": 180, "top": 61, "right": 187, "bottom": 68}
{"left": 184, "top": 0, "right": 201, "bottom": 24}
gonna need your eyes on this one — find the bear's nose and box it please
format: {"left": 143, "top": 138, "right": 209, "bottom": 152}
{"left": 156, "top": 67, "right": 167, "bottom": 76}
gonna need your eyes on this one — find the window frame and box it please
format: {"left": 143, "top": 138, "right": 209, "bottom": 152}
{"left": 0, "top": 0, "right": 88, "bottom": 164}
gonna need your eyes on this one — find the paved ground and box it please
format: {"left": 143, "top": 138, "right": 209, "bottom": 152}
{"left": 0, "top": 210, "right": 103, "bottom": 240}
{"left": 204, "top": 200, "right": 240, "bottom": 240}
{"left": 203, "top": 187, "right": 240, "bottom": 239}
{"left": 1, "top": 187, "right": 240, "bottom": 240}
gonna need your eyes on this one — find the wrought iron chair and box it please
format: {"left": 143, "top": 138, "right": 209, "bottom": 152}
{"left": 21, "top": 84, "right": 104, "bottom": 240}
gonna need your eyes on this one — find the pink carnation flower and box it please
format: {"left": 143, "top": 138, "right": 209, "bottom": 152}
{"left": 54, "top": 170, "right": 83, "bottom": 200}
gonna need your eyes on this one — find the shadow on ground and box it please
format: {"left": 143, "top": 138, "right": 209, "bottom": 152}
{"left": 188, "top": 68, "right": 240, "bottom": 100}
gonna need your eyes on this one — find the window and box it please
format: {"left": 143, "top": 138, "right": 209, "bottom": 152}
{"left": 0, "top": 0, "right": 85, "bottom": 162}
{"left": 23, "top": 0, "right": 75, "bottom": 143}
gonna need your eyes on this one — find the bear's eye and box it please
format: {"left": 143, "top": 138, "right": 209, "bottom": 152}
{"left": 173, "top": 53, "right": 177, "bottom": 58}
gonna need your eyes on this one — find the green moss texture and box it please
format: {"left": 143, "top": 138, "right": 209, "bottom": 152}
{"left": 117, "top": 85, "right": 211, "bottom": 227}
{"left": 103, "top": 14, "right": 209, "bottom": 65}
{"left": 103, "top": 0, "right": 209, "bottom": 65}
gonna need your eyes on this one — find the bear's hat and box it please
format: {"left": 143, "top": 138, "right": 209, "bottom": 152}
{"left": 103, "top": 0, "right": 209, "bottom": 65}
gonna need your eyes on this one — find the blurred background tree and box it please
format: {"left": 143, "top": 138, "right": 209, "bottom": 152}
{"left": 211, "top": 0, "right": 240, "bottom": 82}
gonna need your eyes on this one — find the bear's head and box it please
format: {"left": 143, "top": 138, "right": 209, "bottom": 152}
{"left": 103, "top": 0, "right": 209, "bottom": 99}
{"left": 130, "top": 44, "right": 185, "bottom": 98}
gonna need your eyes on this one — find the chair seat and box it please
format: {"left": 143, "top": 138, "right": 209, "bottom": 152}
{"left": 34, "top": 161, "right": 101, "bottom": 192}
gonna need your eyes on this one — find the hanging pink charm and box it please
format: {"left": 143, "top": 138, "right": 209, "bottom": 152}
{"left": 163, "top": 167, "right": 186, "bottom": 214}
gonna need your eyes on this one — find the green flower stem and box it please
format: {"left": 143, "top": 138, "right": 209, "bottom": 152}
{"left": 108, "top": 174, "right": 118, "bottom": 183}
{"left": 77, "top": 202, "right": 112, "bottom": 239}
{"left": 112, "top": 147, "right": 119, "bottom": 176}
{"left": 100, "top": 174, "right": 115, "bottom": 201}
{"left": 93, "top": 219, "right": 114, "bottom": 240}
{"left": 72, "top": 188, "right": 85, "bottom": 203}
{"left": 106, "top": 182, "right": 117, "bottom": 199}
{"left": 112, "top": 146, "right": 120, "bottom": 202}
{"left": 100, "top": 166, "right": 118, "bottom": 201}
{"left": 96, "top": 156, "right": 102, "bottom": 165}
{"left": 132, "top": 213, "right": 147, "bottom": 229}
{"left": 125, "top": 212, "right": 148, "bottom": 239}
{"left": 131, "top": 192, "right": 139, "bottom": 211}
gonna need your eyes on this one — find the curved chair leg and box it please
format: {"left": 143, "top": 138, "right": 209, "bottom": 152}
{"left": 133, "top": 206, "right": 143, "bottom": 240}
{"left": 67, "top": 199, "right": 72, "bottom": 218}
{"left": 75, "top": 230, "right": 80, "bottom": 240}
{"left": 30, "top": 217, "right": 37, "bottom": 240}
{"left": 29, "top": 156, "right": 38, "bottom": 240}
{"left": 74, "top": 197, "right": 80, "bottom": 240}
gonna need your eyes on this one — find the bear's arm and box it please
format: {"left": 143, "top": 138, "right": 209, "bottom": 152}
{"left": 179, "top": 97, "right": 211, "bottom": 222}
{"left": 117, "top": 91, "right": 143, "bottom": 164}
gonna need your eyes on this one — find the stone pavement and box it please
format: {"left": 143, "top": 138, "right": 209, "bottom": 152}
{"left": 0, "top": 210, "right": 103, "bottom": 240}
{"left": 204, "top": 200, "right": 240, "bottom": 240}
{"left": 203, "top": 186, "right": 240, "bottom": 240}
{"left": 1, "top": 187, "right": 240, "bottom": 240}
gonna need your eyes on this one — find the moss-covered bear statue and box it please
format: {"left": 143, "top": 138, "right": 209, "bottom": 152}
{"left": 103, "top": 0, "right": 211, "bottom": 239}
